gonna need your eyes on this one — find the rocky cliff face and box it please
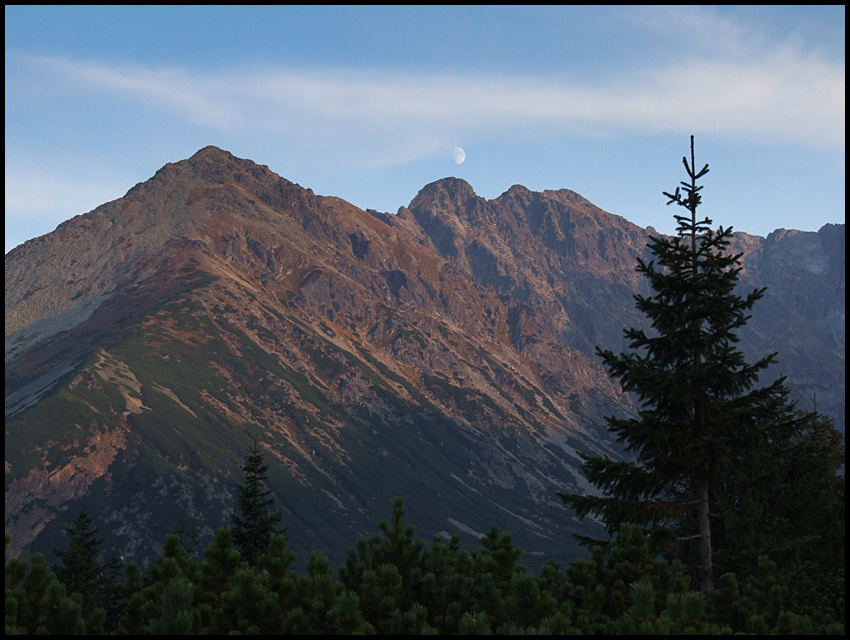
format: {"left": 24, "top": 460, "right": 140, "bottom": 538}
{"left": 734, "top": 225, "right": 845, "bottom": 427}
{"left": 5, "top": 146, "right": 844, "bottom": 569}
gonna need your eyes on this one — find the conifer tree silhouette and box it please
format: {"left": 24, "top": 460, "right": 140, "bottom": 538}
{"left": 231, "top": 435, "right": 284, "bottom": 566}
{"left": 561, "top": 136, "right": 810, "bottom": 592}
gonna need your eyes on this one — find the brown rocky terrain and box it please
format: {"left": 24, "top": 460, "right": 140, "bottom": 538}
{"left": 5, "top": 146, "right": 844, "bottom": 569}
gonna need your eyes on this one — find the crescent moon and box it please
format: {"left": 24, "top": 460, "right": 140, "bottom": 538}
{"left": 453, "top": 147, "right": 466, "bottom": 164}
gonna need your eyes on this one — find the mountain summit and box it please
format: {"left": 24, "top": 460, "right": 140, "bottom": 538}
{"left": 5, "top": 147, "right": 844, "bottom": 568}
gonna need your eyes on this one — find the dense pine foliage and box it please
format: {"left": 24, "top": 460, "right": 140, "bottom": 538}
{"left": 5, "top": 496, "right": 845, "bottom": 634}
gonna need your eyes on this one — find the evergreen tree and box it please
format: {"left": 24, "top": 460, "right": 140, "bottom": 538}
{"left": 115, "top": 561, "right": 146, "bottom": 635}
{"left": 712, "top": 409, "right": 845, "bottom": 620}
{"left": 560, "top": 136, "right": 815, "bottom": 592}
{"left": 172, "top": 519, "right": 202, "bottom": 563}
{"left": 98, "top": 552, "right": 126, "bottom": 632}
{"left": 231, "top": 435, "right": 284, "bottom": 566}
{"left": 51, "top": 508, "right": 113, "bottom": 625}
{"left": 198, "top": 526, "right": 241, "bottom": 622}
{"left": 145, "top": 579, "right": 197, "bottom": 634}
{"left": 285, "top": 551, "right": 374, "bottom": 634}
{"left": 35, "top": 577, "right": 88, "bottom": 635}
{"left": 5, "top": 546, "right": 51, "bottom": 635}
{"left": 338, "top": 498, "right": 431, "bottom": 633}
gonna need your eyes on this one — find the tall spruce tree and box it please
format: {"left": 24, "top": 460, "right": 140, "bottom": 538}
{"left": 52, "top": 510, "right": 103, "bottom": 595}
{"left": 231, "top": 435, "right": 284, "bottom": 566}
{"left": 51, "top": 508, "right": 117, "bottom": 627}
{"left": 560, "top": 136, "right": 812, "bottom": 592}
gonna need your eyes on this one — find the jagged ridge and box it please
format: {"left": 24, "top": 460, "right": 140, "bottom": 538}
{"left": 5, "top": 146, "right": 844, "bottom": 570}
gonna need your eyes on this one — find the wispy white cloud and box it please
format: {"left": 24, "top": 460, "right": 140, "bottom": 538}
{"left": 21, "top": 55, "right": 242, "bottom": 129}
{"left": 619, "top": 5, "right": 761, "bottom": 58}
{"left": 18, "top": 32, "right": 845, "bottom": 168}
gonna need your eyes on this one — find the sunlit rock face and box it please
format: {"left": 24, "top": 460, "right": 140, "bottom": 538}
{"left": 5, "top": 146, "right": 843, "bottom": 570}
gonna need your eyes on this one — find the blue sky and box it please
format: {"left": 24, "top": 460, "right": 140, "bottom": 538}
{"left": 5, "top": 5, "right": 845, "bottom": 253}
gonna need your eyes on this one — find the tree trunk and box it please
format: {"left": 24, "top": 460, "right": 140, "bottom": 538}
{"left": 697, "top": 480, "right": 714, "bottom": 591}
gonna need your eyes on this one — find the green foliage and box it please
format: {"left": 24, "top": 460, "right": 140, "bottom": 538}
{"left": 337, "top": 497, "right": 429, "bottom": 633}
{"left": 35, "top": 577, "right": 88, "bottom": 635}
{"left": 285, "top": 551, "right": 374, "bottom": 634}
{"left": 259, "top": 532, "right": 298, "bottom": 614}
{"left": 114, "top": 561, "right": 145, "bottom": 635}
{"left": 51, "top": 510, "right": 105, "bottom": 612}
{"left": 410, "top": 533, "right": 477, "bottom": 633}
{"left": 713, "top": 411, "right": 845, "bottom": 624}
{"left": 47, "top": 509, "right": 124, "bottom": 633}
{"left": 145, "top": 579, "right": 197, "bottom": 635}
{"left": 5, "top": 550, "right": 50, "bottom": 635}
{"left": 197, "top": 527, "right": 241, "bottom": 621}
{"left": 5, "top": 496, "right": 845, "bottom": 634}
{"left": 231, "top": 435, "right": 285, "bottom": 567}
{"left": 458, "top": 610, "right": 493, "bottom": 634}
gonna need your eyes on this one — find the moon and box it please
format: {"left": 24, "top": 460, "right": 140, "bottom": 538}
{"left": 453, "top": 146, "right": 466, "bottom": 165}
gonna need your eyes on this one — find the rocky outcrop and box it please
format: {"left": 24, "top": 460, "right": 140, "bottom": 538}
{"left": 5, "top": 146, "right": 844, "bottom": 570}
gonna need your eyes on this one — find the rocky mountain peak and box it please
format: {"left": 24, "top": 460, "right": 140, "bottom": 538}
{"left": 5, "top": 146, "right": 844, "bottom": 572}
{"left": 191, "top": 144, "right": 235, "bottom": 160}
{"left": 409, "top": 177, "right": 479, "bottom": 214}
{"left": 4, "top": 146, "right": 317, "bottom": 355}
{"left": 499, "top": 184, "right": 535, "bottom": 202}
{"left": 182, "top": 145, "right": 278, "bottom": 185}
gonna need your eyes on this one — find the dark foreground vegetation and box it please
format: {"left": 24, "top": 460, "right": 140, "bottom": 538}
{"left": 5, "top": 495, "right": 845, "bottom": 635}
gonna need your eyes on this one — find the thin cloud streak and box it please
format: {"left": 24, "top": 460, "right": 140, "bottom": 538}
{"left": 22, "top": 49, "right": 845, "bottom": 166}
{"left": 621, "top": 5, "right": 759, "bottom": 59}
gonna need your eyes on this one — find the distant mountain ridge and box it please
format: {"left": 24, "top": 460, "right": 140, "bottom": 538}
{"left": 5, "top": 146, "right": 844, "bottom": 569}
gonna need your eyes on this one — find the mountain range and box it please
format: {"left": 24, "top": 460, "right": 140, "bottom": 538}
{"left": 5, "top": 146, "right": 844, "bottom": 570}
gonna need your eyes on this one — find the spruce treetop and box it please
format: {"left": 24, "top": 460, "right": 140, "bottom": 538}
{"left": 561, "top": 136, "right": 813, "bottom": 593}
